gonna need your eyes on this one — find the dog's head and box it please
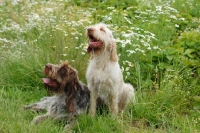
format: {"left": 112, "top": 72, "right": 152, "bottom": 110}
{"left": 42, "top": 61, "right": 78, "bottom": 113}
{"left": 42, "top": 61, "right": 78, "bottom": 92}
{"left": 86, "top": 23, "right": 118, "bottom": 62}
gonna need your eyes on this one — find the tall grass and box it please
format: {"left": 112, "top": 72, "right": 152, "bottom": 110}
{"left": 0, "top": 0, "right": 200, "bottom": 132}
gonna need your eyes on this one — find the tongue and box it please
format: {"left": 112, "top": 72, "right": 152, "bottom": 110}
{"left": 41, "top": 78, "right": 58, "bottom": 88}
{"left": 89, "top": 41, "right": 102, "bottom": 47}
{"left": 87, "top": 41, "right": 103, "bottom": 53}
{"left": 42, "top": 78, "right": 51, "bottom": 84}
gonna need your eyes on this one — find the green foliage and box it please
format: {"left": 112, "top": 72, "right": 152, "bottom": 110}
{"left": 0, "top": 0, "right": 200, "bottom": 132}
{"left": 73, "top": 114, "right": 125, "bottom": 133}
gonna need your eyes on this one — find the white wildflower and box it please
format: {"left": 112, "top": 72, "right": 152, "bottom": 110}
{"left": 153, "top": 46, "right": 161, "bottom": 50}
{"left": 127, "top": 72, "right": 130, "bottom": 76}
{"left": 175, "top": 24, "right": 179, "bottom": 28}
{"left": 126, "top": 67, "right": 130, "bottom": 71}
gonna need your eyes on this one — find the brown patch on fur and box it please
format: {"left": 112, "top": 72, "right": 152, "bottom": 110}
{"left": 43, "top": 61, "right": 80, "bottom": 113}
{"left": 63, "top": 68, "right": 79, "bottom": 113}
{"left": 107, "top": 40, "right": 118, "bottom": 62}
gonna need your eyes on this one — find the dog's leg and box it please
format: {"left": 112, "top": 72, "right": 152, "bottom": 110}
{"left": 31, "top": 114, "right": 49, "bottom": 124}
{"left": 31, "top": 109, "right": 70, "bottom": 125}
{"left": 89, "top": 89, "right": 98, "bottom": 116}
{"left": 118, "top": 83, "right": 135, "bottom": 111}
{"left": 23, "top": 103, "right": 44, "bottom": 112}
{"left": 23, "top": 96, "right": 53, "bottom": 112}
{"left": 110, "top": 92, "right": 118, "bottom": 115}
{"left": 53, "top": 113, "right": 71, "bottom": 122}
{"left": 63, "top": 115, "right": 76, "bottom": 133}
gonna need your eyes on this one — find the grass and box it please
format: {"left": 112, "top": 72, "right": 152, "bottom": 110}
{"left": 0, "top": 0, "right": 200, "bottom": 132}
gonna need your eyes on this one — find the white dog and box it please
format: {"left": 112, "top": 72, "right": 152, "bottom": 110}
{"left": 86, "top": 23, "right": 135, "bottom": 116}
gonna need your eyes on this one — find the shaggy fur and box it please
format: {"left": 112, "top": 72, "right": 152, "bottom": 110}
{"left": 86, "top": 23, "right": 135, "bottom": 116}
{"left": 24, "top": 61, "right": 90, "bottom": 124}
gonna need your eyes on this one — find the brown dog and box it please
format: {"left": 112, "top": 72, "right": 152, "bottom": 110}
{"left": 24, "top": 61, "right": 90, "bottom": 124}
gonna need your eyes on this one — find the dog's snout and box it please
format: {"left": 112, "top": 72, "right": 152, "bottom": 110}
{"left": 87, "top": 28, "right": 93, "bottom": 33}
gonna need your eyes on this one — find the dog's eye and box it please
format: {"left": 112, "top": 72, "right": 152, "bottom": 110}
{"left": 100, "top": 27, "right": 106, "bottom": 33}
{"left": 60, "top": 67, "right": 67, "bottom": 74}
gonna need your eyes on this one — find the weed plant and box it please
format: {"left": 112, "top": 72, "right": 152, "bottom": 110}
{"left": 0, "top": 0, "right": 199, "bottom": 132}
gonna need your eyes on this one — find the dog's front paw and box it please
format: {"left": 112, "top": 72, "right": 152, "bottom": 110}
{"left": 31, "top": 115, "right": 48, "bottom": 125}
{"left": 23, "top": 104, "right": 44, "bottom": 112}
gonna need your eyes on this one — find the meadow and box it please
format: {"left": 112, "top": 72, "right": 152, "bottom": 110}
{"left": 0, "top": 0, "right": 200, "bottom": 132}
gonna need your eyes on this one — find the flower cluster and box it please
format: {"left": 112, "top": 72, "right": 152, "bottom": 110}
{"left": 96, "top": 0, "right": 196, "bottom": 80}
{"left": 0, "top": 0, "right": 94, "bottom": 62}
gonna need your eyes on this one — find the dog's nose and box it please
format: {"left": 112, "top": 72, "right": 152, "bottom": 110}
{"left": 45, "top": 64, "right": 51, "bottom": 69}
{"left": 87, "top": 28, "right": 93, "bottom": 33}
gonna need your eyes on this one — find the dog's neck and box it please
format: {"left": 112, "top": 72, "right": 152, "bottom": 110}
{"left": 90, "top": 53, "right": 116, "bottom": 72}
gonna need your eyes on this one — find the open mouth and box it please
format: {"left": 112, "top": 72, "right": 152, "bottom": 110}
{"left": 87, "top": 35, "right": 103, "bottom": 53}
{"left": 42, "top": 78, "right": 59, "bottom": 88}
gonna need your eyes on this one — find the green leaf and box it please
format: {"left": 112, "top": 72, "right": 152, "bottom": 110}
{"left": 197, "top": 68, "right": 200, "bottom": 76}
{"left": 184, "top": 49, "right": 195, "bottom": 55}
{"left": 166, "top": 55, "right": 174, "bottom": 61}
{"left": 164, "top": 47, "right": 177, "bottom": 55}
{"left": 158, "top": 62, "right": 169, "bottom": 70}
{"left": 193, "top": 96, "right": 200, "bottom": 102}
{"left": 194, "top": 103, "right": 200, "bottom": 110}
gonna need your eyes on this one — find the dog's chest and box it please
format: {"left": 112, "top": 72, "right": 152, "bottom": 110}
{"left": 95, "top": 80, "right": 112, "bottom": 101}
{"left": 87, "top": 62, "right": 122, "bottom": 97}
{"left": 87, "top": 61, "right": 119, "bottom": 79}
{"left": 48, "top": 94, "right": 66, "bottom": 115}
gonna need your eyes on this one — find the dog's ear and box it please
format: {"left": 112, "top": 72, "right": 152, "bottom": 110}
{"left": 69, "top": 67, "right": 78, "bottom": 82}
{"left": 66, "top": 88, "right": 76, "bottom": 113}
{"left": 66, "top": 86, "right": 77, "bottom": 113}
{"left": 60, "top": 66, "right": 78, "bottom": 87}
{"left": 110, "top": 40, "right": 118, "bottom": 62}
{"left": 65, "top": 67, "right": 78, "bottom": 113}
